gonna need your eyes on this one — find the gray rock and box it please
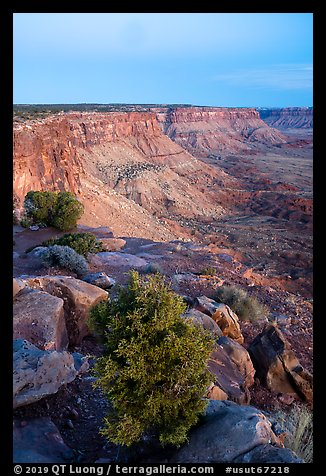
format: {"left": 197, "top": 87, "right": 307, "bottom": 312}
{"left": 13, "top": 339, "right": 80, "bottom": 408}
{"left": 13, "top": 418, "right": 74, "bottom": 463}
{"left": 82, "top": 272, "right": 116, "bottom": 289}
{"left": 171, "top": 400, "right": 281, "bottom": 463}
{"left": 13, "top": 251, "right": 20, "bottom": 259}
{"left": 233, "top": 444, "right": 303, "bottom": 463}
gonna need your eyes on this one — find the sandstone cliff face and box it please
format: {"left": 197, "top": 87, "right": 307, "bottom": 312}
{"left": 259, "top": 108, "right": 313, "bottom": 129}
{"left": 153, "top": 107, "right": 287, "bottom": 157}
{"left": 13, "top": 112, "right": 237, "bottom": 240}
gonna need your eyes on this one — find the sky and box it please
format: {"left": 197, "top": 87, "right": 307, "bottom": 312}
{"left": 13, "top": 13, "right": 313, "bottom": 107}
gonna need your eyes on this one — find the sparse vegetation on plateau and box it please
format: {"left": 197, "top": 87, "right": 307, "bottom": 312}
{"left": 23, "top": 191, "right": 84, "bottom": 231}
{"left": 215, "top": 284, "right": 269, "bottom": 322}
{"left": 89, "top": 271, "right": 214, "bottom": 448}
{"left": 41, "top": 244, "right": 88, "bottom": 276}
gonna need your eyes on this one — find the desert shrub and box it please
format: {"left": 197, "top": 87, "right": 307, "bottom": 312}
{"left": 215, "top": 284, "right": 269, "bottom": 322}
{"left": 273, "top": 405, "right": 313, "bottom": 463}
{"left": 89, "top": 271, "right": 214, "bottom": 448}
{"left": 141, "top": 262, "right": 163, "bottom": 274}
{"left": 42, "top": 232, "right": 105, "bottom": 257}
{"left": 24, "top": 191, "right": 84, "bottom": 231}
{"left": 20, "top": 214, "right": 33, "bottom": 228}
{"left": 201, "top": 266, "right": 217, "bottom": 276}
{"left": 41, "top": 245, "right": 88, "bottom": 276}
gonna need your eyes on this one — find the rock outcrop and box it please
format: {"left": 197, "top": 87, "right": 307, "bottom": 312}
{"left": 182, "top": 308, "right": 223, "bottom": 338}
{"left": 171, "top": 400, "right": 302, "bottom": 463}
{"left": 218, "top": 335, "right": 255, "bottom": 388}
{"left": 21, "top": 276, "right": 109, "bottom": 346}
{"left": 194, "top": 296, "right": 244, "bottom": 344}
{"left": 208, "top": 348, "right": 251, "bottom": 405}
{"left": 248, "top": 324, "right": 313, "bottom": 402}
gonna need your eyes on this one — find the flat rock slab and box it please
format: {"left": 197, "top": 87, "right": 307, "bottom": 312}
{"left": 171, "top": 400, "right": 281, "bottom": 463}
{"left": 13, "top": 418, "right": 74, "bottom": 463}
{"left": 100, "top": 238, "right": 126, "bottom": 251}
{"left": 13, "top": 339, "right": 81, "bottom": 408}
{"left": 90, "top": 252, "right": 148, "bottom": 269}
{"left": 13, "top": 289, "right": 68, "bottom": 351}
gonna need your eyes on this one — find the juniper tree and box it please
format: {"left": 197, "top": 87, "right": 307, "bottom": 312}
{"left": 89, "top": 271, "right": 214, "bottom": 447}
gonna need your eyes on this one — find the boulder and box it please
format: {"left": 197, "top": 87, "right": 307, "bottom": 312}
{"left": 13, "top": 289, "right": 68, "bottom": 351}
{"left": 248, "top": 324, "right": 313, "bottom": 402}
{"left": 82, "top": 272, "right": 116, "bottom": 289}
{"left": 13, "top": 418, "right": 74, "bottom": 463}
{"left": 22, "top": 276, "right": 108, "bottom": 346}
{"left": 233, "top": 444, "right": 303, "bottom": 463}
{"left": 13, "top": 339, "right": 87, "bottom": 408}
{"left": 194, "top": 296, "right": 243, "bottom": 344}
{"left": 207, "top": 347, "right": 250, "bottom": 405}
{"left": 171, "top": 400, "right": 282, "bottom": 463}
{"left": 13, "top": 278, "right": 26, "bottom": 298}
{"left": 182, "top": 309, "right": 223, "bottom": 338}
{"left": 218, "top": 335, "right": 255, "bottom": 388}
{"left": 100, "top": 238, "right": 126, "bottom": 252}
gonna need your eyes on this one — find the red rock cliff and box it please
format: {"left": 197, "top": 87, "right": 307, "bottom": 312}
{"left": 13, "top": 112, "right": 164, "bottom": 205}
{"left": 152, "top": 107, "right": 287, "bottom": 156}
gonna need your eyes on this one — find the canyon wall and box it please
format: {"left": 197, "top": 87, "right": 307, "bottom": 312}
{"left": 258, "top": 107, "right": 313, "bottom": 129}
{"left": 13, "top": 108, "right": 311, "bottom": 240}
{"left": 153, "top": 107, "right": 287, "bottom": 157}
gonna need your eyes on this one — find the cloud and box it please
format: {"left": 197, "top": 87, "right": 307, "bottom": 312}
{"left": 213, "top": 64, "right": 313, "bottom": 90}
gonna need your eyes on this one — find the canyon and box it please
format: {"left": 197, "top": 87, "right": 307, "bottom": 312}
{"left": 13, "top": 104, "right": 313, "bottom": 464}
{"left": 13, "top": 105, "right": 313, "bottom": 296}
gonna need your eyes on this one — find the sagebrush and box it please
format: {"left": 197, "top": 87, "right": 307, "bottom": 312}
{"left": 89, "top": 271, "right": 215, "bottom": 448}
{"left": 41, "top": 245, "right": 88, "bottom": 276}
{"left": 42, "top": 232, "right": 105, "bottom": 257}
{"left": 215, "top": 284, "right": 269, "bottom": 321}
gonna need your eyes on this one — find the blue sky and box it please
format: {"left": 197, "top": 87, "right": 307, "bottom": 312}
{"left": 13, "top": 13, "right": 313, "bottom": 107}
